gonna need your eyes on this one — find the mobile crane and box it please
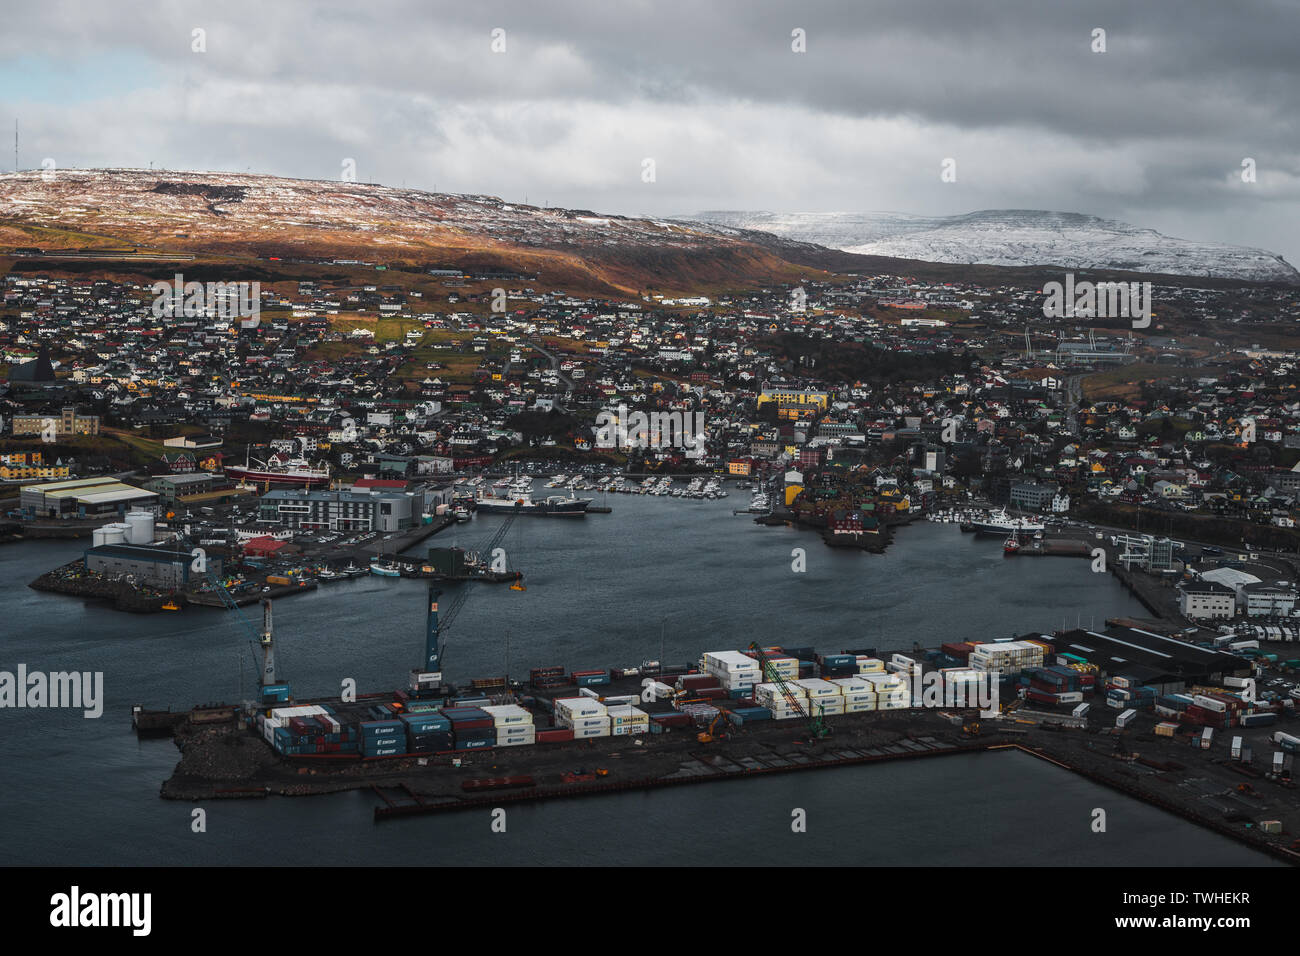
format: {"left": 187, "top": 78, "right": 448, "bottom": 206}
{"left": 747, "top": 642, "right": 831, "bottom": 741}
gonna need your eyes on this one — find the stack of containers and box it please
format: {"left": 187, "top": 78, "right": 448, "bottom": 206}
{"left": 755, "top": 682, "right": 807, "bottom": 719}
{"left": 968, "top": 640, "right": 1045, "bottom": 676}
{"left": 941, "top": 642, "right": 975, "bottom": 662}
{"left": 441, "top": 706, "right": 497, "bottom": 750}
{"left": 530, "top": 665, "right": 567, "bottom": 690}
{"left": 818, "top": 653, "right": 857, "bottom": 680}
{"left": 726, "top": 705, "right": 773, "bottom": 726}
{"left": 752, "top": 652, "right": 799, "bottom": 684}
{"left": 941, "top": 668, "right": 989, "bottom": 706}
{"left": 1155, "top": 693, "right": 1195, "bottom": 718}
{"left": 794, "top": 678, "right": 844, "bottom": 715}
{"left": 403, "top": 711, "right": 453, "bottom": 754}
{"left": 865, "top": 672, "right": 910, "bottom": 710}
{"left": 855, "top": 656, "right": 886, "bottom": 675}
{"left": 830, "top": 676, "right": 878, "bottom": 713}
{"left": 270, "top": 711, "right": 361, "bottom": 756}
{"left": 360, "top": 719, "right": 406, "bottom": 757}
{"left": 483, "top": 704, "right": 536, "bottom": 747}
{"left": 554, "top": 697, "right": 610, "bottom": 738}
{"left": 887, "top": 654, "right": 921, "bottom": 680}
{"left": 607, "top": 704, "right": 650, "bottom": 735}
{"left": 703, "top": 651, "right": 761, "bottom": 697}
{"left": 678, "top": 673, "right": 726, "bottom": 701}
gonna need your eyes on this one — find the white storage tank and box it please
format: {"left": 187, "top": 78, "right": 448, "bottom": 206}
{"left": 125, "top": 511, "right": 155, "bottom": 545}
{"left": 98, "top": 523, "right": 128, "bottom": 546}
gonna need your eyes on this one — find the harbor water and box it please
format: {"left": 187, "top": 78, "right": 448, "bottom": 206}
{"left": 0, "top": 494, "right": 1277, "bottom": 865}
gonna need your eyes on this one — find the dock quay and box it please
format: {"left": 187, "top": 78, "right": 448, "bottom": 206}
{"left": 186, "top": 580, "right": 317, "bottom": 607}
{"left": 1006, "top": 537, "right": 1094, "bottom": 557}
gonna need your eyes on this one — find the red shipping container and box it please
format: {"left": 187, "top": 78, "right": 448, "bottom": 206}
{"left": 537, "top": 728, "right": 574, "bottom": 743}
{"left": 449, "top": 718, "right": 493, "bottom": 731}
{"left": 681, "top": 674, "right": 720, "bottom": 688}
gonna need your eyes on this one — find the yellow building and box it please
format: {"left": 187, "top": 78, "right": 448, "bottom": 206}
{"left": 12, "top": 407, "right": 100, "bottom": 438}
{"left": 1, "top": 463, "right": 70, "bottom": 480}
{"left": 757, "top": 389, "right": 830, "bottom": 418}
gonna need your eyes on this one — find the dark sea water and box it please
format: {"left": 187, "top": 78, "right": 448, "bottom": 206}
{"left": 0, "top": 494, "right": 1277, "bottom": 865}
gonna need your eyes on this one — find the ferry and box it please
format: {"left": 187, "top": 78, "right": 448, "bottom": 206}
{"left": 969, "top": 508, "right": 1046, "bottom": 537}
{"left": 474, "top": 490, "right": 592, "bottom": 516}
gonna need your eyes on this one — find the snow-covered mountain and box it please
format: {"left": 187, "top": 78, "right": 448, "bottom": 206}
{"left": 686, "top": 209, "right": 1298, "bottom": 282}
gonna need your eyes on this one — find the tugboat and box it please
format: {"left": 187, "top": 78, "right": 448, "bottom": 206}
{"left": 1003, "top": 532, "right": 1021, "bottom": 555}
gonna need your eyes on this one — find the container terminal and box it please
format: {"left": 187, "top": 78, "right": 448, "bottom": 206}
{"left": 147, "top": 584, "right": 1300, "bottom": 863}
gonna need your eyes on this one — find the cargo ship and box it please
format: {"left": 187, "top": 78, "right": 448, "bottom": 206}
{"left": 226, "top": 450, "right": 331, "bottom": 488}
{"left": 473, "top": 490, "right": 592, "bottom": 516}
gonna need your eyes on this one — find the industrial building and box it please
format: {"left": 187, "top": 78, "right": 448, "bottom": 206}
{"left": 1177, "top": 580, "right": 1237, "bottom": 620}
{"left": 83, "top": 543, "right": 219, "bottom": 588}
{"left": 257, "top": 488, "right": 421, "bottom": 532}
{"left": 20, "top": 476, "right": 158, "bottom": 520}
{"left": 142, "top": 472, "right": 229, "bottom": 506}
{"left": 1052, "top": 625, "right": 1249, "bottom": 692}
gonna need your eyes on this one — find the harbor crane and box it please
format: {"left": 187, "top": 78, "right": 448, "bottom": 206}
{"left": 201, "top": 567, "right": 279, "bottom": 697}
{"left": 747, "top": 643, "right": 831, "bottom": 741}
{"left": 413, "top": 501, "right": 524, "bottom": 697}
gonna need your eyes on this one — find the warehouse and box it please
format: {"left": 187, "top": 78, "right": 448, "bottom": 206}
{"left": 84, "top": 543, "right": 219, "bottom": 588}
{"left": 20, "top": 476, "right": 158, "bottom": 520}
{"left": 1053, "top": 625, "right": 1249, "bottom": 692}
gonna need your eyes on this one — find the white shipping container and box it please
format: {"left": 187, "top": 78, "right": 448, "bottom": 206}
{"left": 497, "top": 723, "right": 535, "bottom": 736}
{"left": 1072, "top": 703, "right": 1090, "bottom": 718}
{"left": 811, "top": 698, "right": 845, "bottom": 715}
{"left": 612, "top": 723, "right": 648, "bottom": 736}
{"left": 879, "top": 699, "right": 910, "bottom": 710}
{"left": 1193, "top": 695, "right": 1227, "bottom": 713}
{"left": 573, "top": 722, "right": 611, "bottom": 738}
{"left": 840, "top": 691, "right": 877, "bottom": 705}
{"left": 846, "top": 700, "right": 877, "bottom": 713}
{"left": 483, "top": 704, "right": 532, "bottom": 726}
{"left": 564, "top": 714, "right": 611, "bottom": 730}
{"left": 554, "top": 698, "right": 606, "bottom": 719}
{"left": 829, "top": 676, "right": 873, "bottom": 693}
{"left": 1116, "top": 709, "right": 1136, "bottom": 728}
{"left": 794, "top": 678, "right": 841, "bottom": 698}
{"left": 607, "top": 705, "right": 649, "bottom": 725}
{"left": 495, "top": 733, "right": 537, "bottom": 747}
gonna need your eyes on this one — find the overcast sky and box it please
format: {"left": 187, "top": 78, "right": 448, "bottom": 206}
{"left": 3, "top": 0, "right": 1297, "bottom": 262}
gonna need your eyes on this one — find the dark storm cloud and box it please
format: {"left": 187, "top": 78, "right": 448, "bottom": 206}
{"left": 1, "top": 0, "right": 1296, "bottom": 261}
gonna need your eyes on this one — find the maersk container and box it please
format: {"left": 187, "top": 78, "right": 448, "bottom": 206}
{"left": 402, "top": 712, "right": 451, "bottom": 730}
{"left": 360, "top": 720, "right": 404, "bottom": 738}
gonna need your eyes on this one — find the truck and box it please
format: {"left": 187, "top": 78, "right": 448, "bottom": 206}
{"left": 1072, "top": 702, "right": 1090, "bottom": 719}
{"left": 1272, "top": 731, "right": 1300, "bottom": 754}
{"left": 1116, "top": 708, "right": 1136, "bottom": 729}
{"left": 1201, "top": 727, "right": 1214, "bottom": 749}
{"left": 1231, "top": 736, "right": 1243, "bottom": 760}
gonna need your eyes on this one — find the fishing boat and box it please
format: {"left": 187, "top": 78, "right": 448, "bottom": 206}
{"left": 369, "top": 558, "right": 402, "bottom": 577}
{"left": 1003, "top": 533, "right": 1021, "bottom": 555}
